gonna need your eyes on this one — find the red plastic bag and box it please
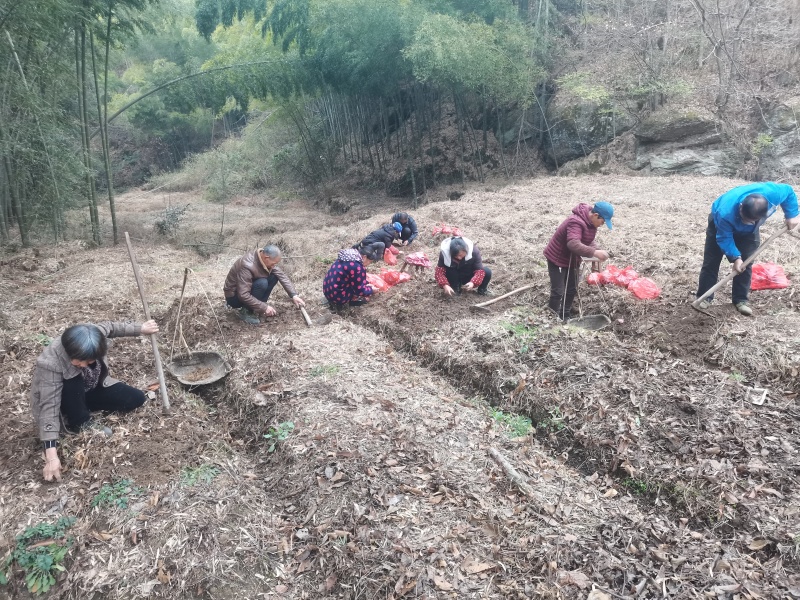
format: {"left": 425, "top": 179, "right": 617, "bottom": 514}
{"left": 381, "top": 269, "right": 412, "bottom": 286}
{"left": 600, "top": 265, "right": 621, "bottom": 285}
{"left": 600, "top": 265, "right": 638, "bottom": 287}
{"left": 616, "top": 266, "right": 639, "bottom": 288}
{"left": 387, "top": 245, "right": 400, "bottom": 255}
{"left": 751, "top": 262, "right": 790, "bottom": 290}
{"left": 383, "top": 248, "right": 398, "bottom": 265}
{"left": 586, "top": 272, "right": 602, "bottom": 285}
{"left": 628, "top": 277, "right": 661, "bottom": 299}
{"left": 404, "top": 251, "right": 431, "bottom": 268}
{"left": 366, "top": 273, "right": 389, "bottom": 292}
{"left": 432, "top": 223, "right": 463, "bottom": 237}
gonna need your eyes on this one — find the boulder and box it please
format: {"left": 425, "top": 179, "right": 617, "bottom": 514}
{"left": 630, "top": 109, "right": 741, "bottom": 175}
{"left": 763, "top": 98, "right": 800, "bottom": 134}
{"left": 634, "top": 111, "right": 717, "bottom": 143}
{"left": 637, "top": 148, "right": 741, "bottom": 176}
{"left": 755, "top": 98, "right": 800, "bottom": 179}
{"left": 542, "top": 92, "right": 636, "bottom": 168}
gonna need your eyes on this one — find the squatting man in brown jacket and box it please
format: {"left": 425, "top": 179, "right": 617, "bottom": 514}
{"left": 224, "top": 244, "right": 306, "bottom": 324}
{"left": 30, "top": 320, "right": 160, "bottom": 482}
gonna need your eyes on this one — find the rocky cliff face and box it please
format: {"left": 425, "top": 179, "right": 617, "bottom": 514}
{"left": 548, "top": 96, "right": 800, "bottom": 181}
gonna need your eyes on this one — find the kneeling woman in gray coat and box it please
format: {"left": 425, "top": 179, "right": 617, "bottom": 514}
{"left": 30, "top": 319, "right": 159, "bottom": 482}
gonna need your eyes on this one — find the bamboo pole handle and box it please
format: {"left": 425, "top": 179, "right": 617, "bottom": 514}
{"left": 299, "top": 306, "right": 313, "bottom": 327}
{"left": 170, "top": 267, "right": 190, "bottom": 362}
{"left": 124, "top": 232, "right": 170, "bottom": 413}
{"left": 693, "top": 225, "right": 789, "bottom": 308}
{"left": 473, "top": 284, "right": 534, "bottom": 309}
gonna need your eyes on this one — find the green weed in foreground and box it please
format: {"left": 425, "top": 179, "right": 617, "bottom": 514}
{"left": 264, "top": 421, "right": 295, "bottom": 452}
{"left": 32, "top": 333, "right": 52, "bottom": 346}
{"left": 501, "top": 321, "right": 538, "bottom": 354}
{"left": 622, "top": 477, "right": 651, "bottom": 495}
{"left": 310, "top": 365, "right": 340, "bottom": 377}
{"left": 90, "top": 479, "right": 142, "bottom": 510}
{"left": 538, "top": 406, "right": 567, "bottom": 433}
{"left": 0, "top": 516, "right": 76, "bottom": 594}
{"left": 490, "top": 408, "right": 533, "bottom": 437}
{"left": 181, "top": 464, "right": 220, "bottom": 486}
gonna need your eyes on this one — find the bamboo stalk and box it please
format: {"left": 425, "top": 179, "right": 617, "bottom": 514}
{"left": 124, "top": 232, "right": 170, "bottom": 413}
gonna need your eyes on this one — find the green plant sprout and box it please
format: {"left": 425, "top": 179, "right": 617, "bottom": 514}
{"left": 90, "top": 479, "right": 142, "bottom": 510}
{"left": 180, "top": 464, "right": 220, "bottom": 486}
{"left": 264, "top": 421, "right": 295, "bottom": 452}
{"left": 538, "top": 406, "right": 566, "bottom": 433}
{"left": 490, "top": 408, "right": 533, "bottom": 437}
{"left": 0, "top": 516, "right": 76, "bottom": 594}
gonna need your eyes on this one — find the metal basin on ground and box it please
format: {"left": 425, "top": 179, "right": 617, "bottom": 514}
{"left": 167, "top": 352, "right": 231, "bottom": 385}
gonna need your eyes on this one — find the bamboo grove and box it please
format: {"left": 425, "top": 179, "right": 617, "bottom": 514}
{"left": 199, "top": 0, "right": 550, "bottom": 195}
{"left": 0, "top": 0, "right": 159, "bottom": 246}
{"left": 0, "top": 0, "right": 559, "bottom": 245}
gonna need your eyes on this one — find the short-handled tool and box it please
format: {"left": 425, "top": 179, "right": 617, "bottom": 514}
{"left": 692, "top": 225, "right": 789, "bottom": 313}
{"left": 299, "top": 304, "right": 332, "bottom": 327}
{"left": 299, "top": 306, "right": 313, "bottom": 326}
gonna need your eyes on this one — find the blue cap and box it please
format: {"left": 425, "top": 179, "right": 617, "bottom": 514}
{"left": 592, "top": 202, "right": 614, "bottom": 230}
{"left": 392, "top": 222, "right": 403, "bottom": 233}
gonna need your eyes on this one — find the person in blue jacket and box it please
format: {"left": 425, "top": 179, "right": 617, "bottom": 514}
{"left": 697, "top": 182, "right": 799, "bottom": 315}
{"left": 391, "top": 212, "right": 419, "bottom": 246}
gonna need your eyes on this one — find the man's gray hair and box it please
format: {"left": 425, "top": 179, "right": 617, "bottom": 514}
{"left": 261, "top": 244, "right": 282, "bottom": 258}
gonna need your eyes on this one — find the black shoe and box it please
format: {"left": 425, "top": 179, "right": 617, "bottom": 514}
{"left": 477, "top": 288, "right": 491, "bottom": 296}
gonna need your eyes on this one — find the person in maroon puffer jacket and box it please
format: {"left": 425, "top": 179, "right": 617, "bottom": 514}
{"left": 543, "top": 202, "right": 614, "bottom": 320}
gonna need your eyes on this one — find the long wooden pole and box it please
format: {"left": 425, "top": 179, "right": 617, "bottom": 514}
{"left": 692, "top": 225, "right": 789, "bottom": 309}
{"left": 473, "top": 284, "right": 534, "bottom": 309}
{"left": 124, "top": 232, "right": 170, "bottom": 413}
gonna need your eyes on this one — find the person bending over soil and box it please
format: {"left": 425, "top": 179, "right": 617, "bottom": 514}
{"left": 435, "top": 236, "right": 492, "bottom": 296}
{"left": 224, "top": 244, "right": 306, "bottom": 325}
{"left": 354, "top": 222, "right": 402, "bottom": 257}
{"left": 323, "top": 245, "right": 381, "bottom": 309}
{"left": 31, "top": 320, "right": 159, "bottom": 482}
{"left": 696, "top": 182, "right": 799, "bottom": 316}
{"left": 544, "top": 202, "right": 613, "bottom": 321}
{"left": 391, "top": 212, "right": 419, "bottom": 246}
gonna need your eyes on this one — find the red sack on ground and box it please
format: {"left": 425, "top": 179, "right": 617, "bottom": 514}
{"left": 586, "top": 272, "right": 602, "bottom": 286}
{"left": 387, "top": 245, "right": 400, "bottom": 255}
{"left": 751, "top": 262, "right": 790, "bottom": 290}
{"left": 381, "top": 269, "right": 412, "bottom": 286}
{"left": 432, "top": 223, "right": 464, "bottom": 237}
{"left": 600, "top": 265, "right": 621, "bottom": 285}
{"left": 366, "top": 273, "right": 389, "bottom": 292}
{"left": 384, "top": 248, "right": 398, "bottom": 265}
{"left": 616, "top": 266, "right": 639, "bottom": 288}
{"left": 628, "top": 277, "right": 661, "bottom": 299}
{"left": 404, "top": 252, "right": 431, "bottom": 268}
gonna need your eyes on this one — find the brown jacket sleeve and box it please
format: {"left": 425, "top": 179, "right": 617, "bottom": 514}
{"left": 272, "top": 266, "right": 298, "bottom": 298}
{"left": 31, "top": 321, "right": 142, "bottom": 441}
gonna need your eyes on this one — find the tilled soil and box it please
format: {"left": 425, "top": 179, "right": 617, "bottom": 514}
{"left": 1, "top": 175, "right": 800, "bottom": 599}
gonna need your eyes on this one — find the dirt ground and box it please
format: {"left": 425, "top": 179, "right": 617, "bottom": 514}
{"left": 2, "top": 174, "right": 800, "bottom": 599}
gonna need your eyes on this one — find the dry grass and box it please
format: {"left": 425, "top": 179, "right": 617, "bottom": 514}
{"left": 2, "top": 174, "right": 800, "bottom": 598}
